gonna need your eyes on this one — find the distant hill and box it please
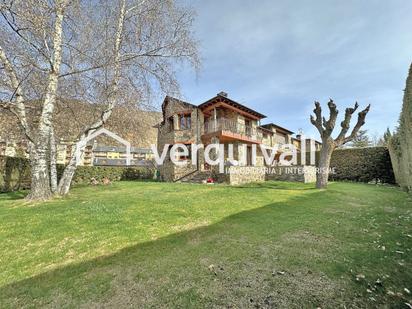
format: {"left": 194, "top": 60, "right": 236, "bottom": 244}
{"left": 0, "top": 99, "right": 161, "bottom": 148}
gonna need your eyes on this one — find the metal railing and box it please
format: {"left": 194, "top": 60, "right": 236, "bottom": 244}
{"left": 204, "top": 118, "right": 262, "bottom": 140}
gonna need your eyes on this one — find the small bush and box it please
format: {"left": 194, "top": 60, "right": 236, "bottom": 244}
{"left": 0, "top": 156, "right": 31, "bottom": 192}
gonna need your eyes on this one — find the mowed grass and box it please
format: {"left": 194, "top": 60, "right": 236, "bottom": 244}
{"left": 0, "top": 181, "right": 411, "bottom": 308}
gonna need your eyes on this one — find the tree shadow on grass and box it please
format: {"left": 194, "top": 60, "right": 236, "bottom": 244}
{"left": 234, "top": 181, "right": 317, "bottom": 191}
{"left": 0, "top": 190, "right": 28, "bottom": 201}
{"left": 0, "top": 188, "right": 395, "bottom": 308}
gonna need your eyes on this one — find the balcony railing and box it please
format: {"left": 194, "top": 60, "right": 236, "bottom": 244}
{"left": 204, "top": 118, "right": 262, "bottom": 141}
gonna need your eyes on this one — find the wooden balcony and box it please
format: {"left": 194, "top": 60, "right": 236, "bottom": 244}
{"left": 203, "top": 118, "right": 263, "bottom": 144}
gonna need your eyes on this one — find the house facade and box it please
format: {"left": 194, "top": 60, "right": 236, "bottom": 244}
{"left": 156, "top": 92, "right": 320, "bottom": 183}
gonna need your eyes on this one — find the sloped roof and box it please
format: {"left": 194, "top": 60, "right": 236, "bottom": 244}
{"left": 198, "top": 94, "right": 266, "bottom": 119}
{"left": 260, "top": 123, "right": 294, "bottom": 134}
{"left": 159, "top": 96, "right": 197, "bottom": 125}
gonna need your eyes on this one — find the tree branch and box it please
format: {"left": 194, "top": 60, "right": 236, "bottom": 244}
{"left": 342, "top": 104, "right": 371, "bottom": 144}
{"left": 76, "top": 0, "right": 126, "bottom": 141}
{"left": 335, "top": 102, "right": 359, "bottom": 144}
{"left": 0, "top": 8, "right": 53, "bottom": 69}
{"left": 0, "top": 44, "right": 33, "bottom": 143}
{"left": 310, "top": 101, "right": 324, "bottom": 138}
{"left": 323, "top": 99, "right": 338, "bottom": 136}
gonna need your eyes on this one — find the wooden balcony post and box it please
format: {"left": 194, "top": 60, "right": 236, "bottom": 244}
{"left": 213, "top": 107, "right": 217, "bottom": 131}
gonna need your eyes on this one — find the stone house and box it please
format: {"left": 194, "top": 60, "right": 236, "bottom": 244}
{"left": 156, "top": 92, "right": 320, "bottom": 183}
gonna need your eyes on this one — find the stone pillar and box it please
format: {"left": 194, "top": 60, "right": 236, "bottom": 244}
{"left": 173, "top": 114, "right": 179, "bottom": 130}
{"left": 238, "top": 143, "right": 247, "bottom": 166}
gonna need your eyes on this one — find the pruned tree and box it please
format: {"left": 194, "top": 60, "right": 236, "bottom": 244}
{"left": 0, "top": 0, "right": 199, "bottom": 200}
{"left": 310, "top": 99, "right": 371, "bottom": 188}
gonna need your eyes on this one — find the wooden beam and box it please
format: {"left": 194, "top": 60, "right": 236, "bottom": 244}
{"left": 201, "top": 101, "right": 261, "bottom": 120}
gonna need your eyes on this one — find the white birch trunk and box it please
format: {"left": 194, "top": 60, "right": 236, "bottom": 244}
{"left": 57, "top": 0, "right": 126, "bottom": 196}
{"left": 26, "top": 1, "right": 66, "bottom": 200}
{"left": 50, "top": 126, "right": 58, "bottom": 193}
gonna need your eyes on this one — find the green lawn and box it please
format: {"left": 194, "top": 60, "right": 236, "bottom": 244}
{"left": 0, "top": 181, "right": 411, "bottom": 308}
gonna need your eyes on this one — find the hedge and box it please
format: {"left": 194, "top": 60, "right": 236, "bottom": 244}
{"left": 0, "top": 147, "right": 396, "bottom": 192}
{"left": 0, "top": 156, "right": 155, "bottom": 192}
{"left": 0, "top": 156, "right": 31, "bottom": 192}
{"left": 328, "top": 147, "right": 395, "bottom": 184}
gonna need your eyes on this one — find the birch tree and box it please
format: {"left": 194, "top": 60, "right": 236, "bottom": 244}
{"left": 0, "top": 0, "right": 199, "bottom": 200}
{"left": 310, "top": 99, "right": 371, "bottom": 188}
{"left": 0, "top": 0, "right": 68, "bottom": 200}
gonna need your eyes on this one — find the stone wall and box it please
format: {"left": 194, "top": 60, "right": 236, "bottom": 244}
{"left": 173, "top": 162, "right": 197, "bottom": 181}
{"left": 157, "top": 98, "right": 201, "bottom": 181}
{"left": 265, "top": 165, "right": 316, "bottom": 183}
{"left": 227, "top": 166, "right": 266, "bottom": 185}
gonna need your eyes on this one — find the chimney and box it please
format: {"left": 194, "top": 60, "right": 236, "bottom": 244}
{"left": 217, "top": 91, "right": 228, "bottom": 97}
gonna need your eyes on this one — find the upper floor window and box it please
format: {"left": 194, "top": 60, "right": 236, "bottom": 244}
{"left": 179, "top": 114, "right": 191, "bottom": 130}
{"left": 168, "top": 116, "right": 174, "bottom": 131}
{"left": 276, "top": 134, "right": 287, "bottom": 144}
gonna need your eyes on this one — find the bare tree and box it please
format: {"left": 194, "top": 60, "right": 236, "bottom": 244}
{"left": 0, "top": 0, "right": 199, "bottom": 200}
{"left": 310, "top": 99, "right": 371, "bottom": 188}
{"left": 0, "top": 0, "right": 68, "bottom": 200}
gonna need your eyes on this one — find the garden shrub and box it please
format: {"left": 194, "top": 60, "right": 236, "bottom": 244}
{"left": 1, "top": 156, "right": 155, "bottom": 192}
{"left": 0, "top": 156, "right": 31, "bottom": 192}
{"left": 329, "top": 147, "right": 395, "bottom": 184}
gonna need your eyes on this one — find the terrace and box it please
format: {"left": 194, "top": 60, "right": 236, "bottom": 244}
{"left": 203, "top": 117, "right": 263, "bottom": 144}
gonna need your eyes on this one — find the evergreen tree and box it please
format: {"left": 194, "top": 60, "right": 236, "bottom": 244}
{"left": 348, "top": 130, "right": 372, "bottom": 148}
{"left": 388, "top": 63, "right": 412, "bottom": 192}
{"left": 383, "top": 128, "right": 392, "bottom": 144}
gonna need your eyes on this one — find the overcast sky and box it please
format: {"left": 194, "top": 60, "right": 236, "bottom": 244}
{"left": 176, "top": 0, "right": 412, "bottom": 140}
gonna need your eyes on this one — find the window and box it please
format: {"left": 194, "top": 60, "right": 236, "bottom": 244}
{"left": 276, "top": 133, "right": 286, "bottom": 144}
{"left": 107, "top": 152, "right": 120, "bottom": 159}
{"left": 179, "top": 114, "right": 191, "bottom": 130}
{"left": 168, "top": 116, "right": 174, "bottom": 131}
